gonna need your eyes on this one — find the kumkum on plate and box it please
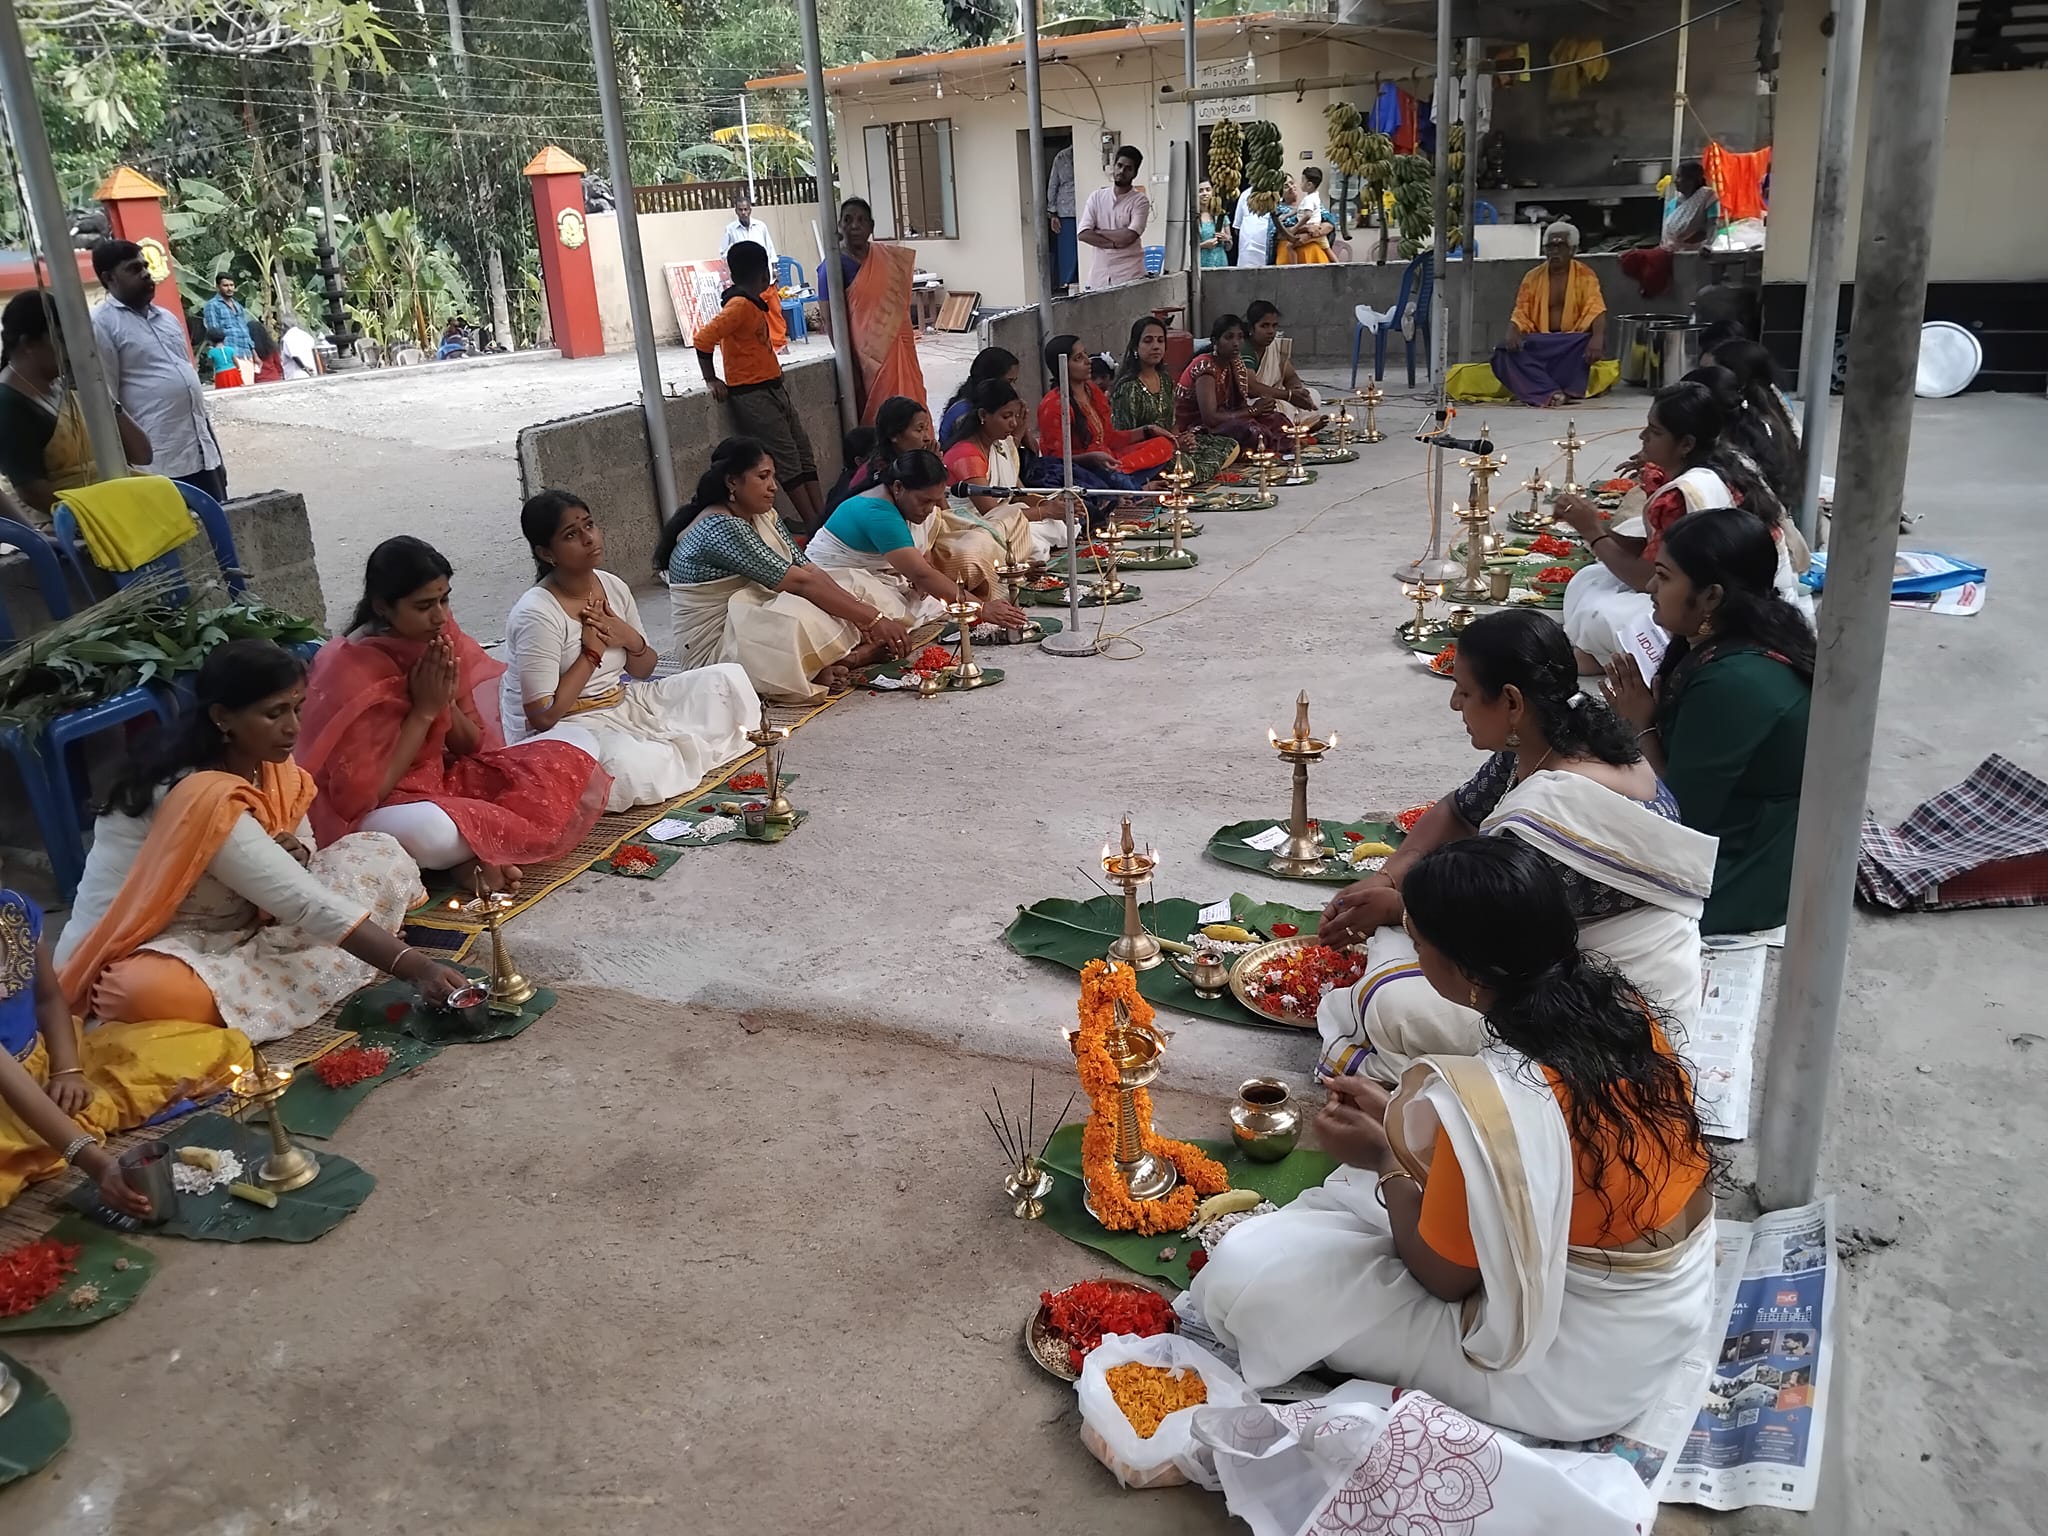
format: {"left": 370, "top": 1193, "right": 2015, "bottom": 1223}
{"left": 1025, "top": 1277, "right": 1179, "bottom": 1382}
{"left": 1228, "top": 938, "right": 1364, "bottom": 1029}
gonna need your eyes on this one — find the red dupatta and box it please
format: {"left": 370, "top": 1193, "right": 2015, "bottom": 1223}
{"left": 297, "top": 623, "right": 611, "bottom": 866}
{"left": 1036, "top": 381, "right": 1140, "bottom": 458}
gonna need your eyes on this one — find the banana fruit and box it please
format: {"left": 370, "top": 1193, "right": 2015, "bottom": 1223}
{"left": 1193, "top": 1188, "right": 1263, "bottom": 1226}
{"left": 1209, "top": 118, "right": 1244, "bottom": 203}
{"left": 1202, "top": 923, "right": 1255, "bottom": 943}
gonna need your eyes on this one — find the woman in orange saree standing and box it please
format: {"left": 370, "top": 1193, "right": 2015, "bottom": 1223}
{"left": 297, "top": 536, "right": 612, "bottom": 892}
{"left": 55, "top": 640, "right": 469, "bottom": 1044}
{"left": 816, "top": 197, "right": 926, "bottom": 424}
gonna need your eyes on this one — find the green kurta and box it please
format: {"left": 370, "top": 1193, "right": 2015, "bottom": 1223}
{"left": 1109, "top": 372, "right": 1239, "bottom": 483}
{"left": 1659, "top": 646, "right": 1811, "bottom": 935}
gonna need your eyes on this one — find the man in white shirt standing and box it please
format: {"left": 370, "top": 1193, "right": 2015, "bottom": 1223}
{"left": 719, "top": 194, "right": 778, "bottom": 272}
{"left": 1077, "top": 145, "right": 1151, "bottom": 291}
{"left": 1047, "top": 143, "right": 1077, "bottom": 290}
{"left": 90, "top": 239, "right": 227, "bottom": 501}
{"left": 1233, "top": 186, "right": 1273, "bottom": 268}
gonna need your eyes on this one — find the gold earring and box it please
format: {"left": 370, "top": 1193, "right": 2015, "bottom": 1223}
{"left": 1468, "top": 982, "right": 1480, "bottom": 1008}
{"left": 1505, "top": 730, "right": 1521, "bottom": 748}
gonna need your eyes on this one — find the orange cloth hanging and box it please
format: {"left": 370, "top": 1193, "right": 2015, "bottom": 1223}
{"left": 1704, "top": 142, "right": 1771, "bottom": 222}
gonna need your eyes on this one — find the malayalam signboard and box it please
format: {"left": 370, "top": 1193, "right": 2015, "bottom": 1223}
{"left": 1197, "top": 56, "right": 1257, "bottom": 124}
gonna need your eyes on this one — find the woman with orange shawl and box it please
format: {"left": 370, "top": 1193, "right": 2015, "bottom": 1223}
{"left": 297, "top": 537, "right": 611, "bottom": 891}
{"left": 55, "top": 640, "right": 468, "bottom": 1044}
{"left": 816, "top": 197, "right": 926, "bottom": 425}
{"left": 1450, "top": 222, "right": 1619, "bottom": 408}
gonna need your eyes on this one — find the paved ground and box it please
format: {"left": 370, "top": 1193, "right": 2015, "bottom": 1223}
{"left": 34, "top": 346, "right": 2048, "bottom": 1534}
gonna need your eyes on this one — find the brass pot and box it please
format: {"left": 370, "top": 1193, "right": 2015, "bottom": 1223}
{"left": 1168, "top": 947, "right": 1231, "bottom": 999}
{"left": 1229, "top": 1077, "right": 1301, "bottom": 1162}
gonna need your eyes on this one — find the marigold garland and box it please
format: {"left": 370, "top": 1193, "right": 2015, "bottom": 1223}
{"left": 1074, "top": 958, "right": 1229, "bottom": 1234}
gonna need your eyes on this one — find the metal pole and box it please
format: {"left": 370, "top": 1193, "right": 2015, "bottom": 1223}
{"left": 1039, "top": 361, "right": 1100, "bottom": 656}
{"left": 1430, "top": 0, "right": 1450, "bottom": 389}
{"left": 1021, "top": 0, "right": 1057, "bottom": 346}
{"left": 0, "top": 0, "right": 126, "bottom": 479}
{"left": 1457, "top": 37, "right": 1480, "bottom": 365}
{"left": 586, "top": 0, "right": 679, "bottom": 518}
{"left": 739, "top": 92, "right": 758, "bottom": 203}
{"left": 796, "top": 0, "right": 857, "bottom": 431}
{"left": 1671, "top": 0, "right": 1692, "bottom": 170}
{"left": 1792, "top": 0, "right": 1865, "bottom": 550}
{"left": 1184, "top": 0, "right": 1202, "bottom": 336}
{"left": 1756, "top": 0, "right": 1960, "bottom": 1212}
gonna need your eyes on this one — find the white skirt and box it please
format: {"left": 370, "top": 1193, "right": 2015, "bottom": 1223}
{"left": 569, "top": 664, "right": 761, "bottom": 810}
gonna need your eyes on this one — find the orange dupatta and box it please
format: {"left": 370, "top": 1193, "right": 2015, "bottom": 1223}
{"left": 848, "top": 241, "right": 927, "bottom": 424}
{"left": 58, "top": 762, "right": 317, "bottom": 1014}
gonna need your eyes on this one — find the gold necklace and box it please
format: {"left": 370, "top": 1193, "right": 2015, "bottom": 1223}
{"left": 1513, "top": 746, "right": 1558, "bottom": 783}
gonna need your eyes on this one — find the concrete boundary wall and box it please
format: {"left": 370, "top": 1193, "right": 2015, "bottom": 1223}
{"left": 516, "top": 356, "right": 847, "bottom": 582}
{"left": 1198, "top": 252, "right": 1710, "bottom": 371}
{"left": 976, "top": 271, "right": 1190, "bottom": 417}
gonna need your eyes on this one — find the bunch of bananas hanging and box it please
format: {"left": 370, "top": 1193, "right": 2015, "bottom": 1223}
{"left": 1446, "top": 122, "right": 1467, "bottom": 252}
{"left": 1243, "top": 119, "right": 1285, "bottom": 214}
{"left": 1388, "top": 153, "right": 1435, "bottom": 258}
{"left": 1548, "top": 37, "right": 1609, "bottom": 101}
{"left": 1322, "top": 100, "right": 1391, "bottom": 179}
{"left": 1209, "top": 118, "right": 1244, "bottom": 205}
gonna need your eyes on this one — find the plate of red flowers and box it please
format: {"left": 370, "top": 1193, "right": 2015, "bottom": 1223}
{"left": 1028, "top": 1276, "right": 1178, "bottom": 1380}
{"left": 1228, "top": 939, "right": 1368, "bottom": 1027}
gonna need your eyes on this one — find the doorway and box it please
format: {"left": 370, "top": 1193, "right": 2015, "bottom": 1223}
{"left": 1018, "top": 126, "right": 1075, "bottom": 299}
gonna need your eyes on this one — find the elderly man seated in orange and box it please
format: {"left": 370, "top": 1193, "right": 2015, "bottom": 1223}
{"left": 1449, "top": 221, "right": 1621, "bottom": 409}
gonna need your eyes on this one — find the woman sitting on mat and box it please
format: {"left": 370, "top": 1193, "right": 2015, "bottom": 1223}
{"left": 806, "top": 449, "right": 1029, "bottom": 632}
{"left": 941, "top": 379, "right": 1073, "bottom": 566}
{"left": 1, "top": 887, "right": 252, "bottom": 1216}
{"left": 1318, "top": 609, "right": 1716, "bottom": 1085}
{"left": 1108, "top": 314, "right": 1239, "bottom": 484}
{"left": 1175, "top": 314, "right": 1292, "bottom": 456}
{"left": 1193, "top": 835, "right": 1717, "bottom": 1441}
{"left": 55, "top": 640, "right": 468, "bottom": 1045}
{"left": 659, "top": 436, "right": 912, "bottom": 703}
{"left": 297, "top": 536, "right": 612, "bottom": 891}
{"left": 505, "top": 490, "right": 761, "bottom": 811}
{"left": 937, "top": 346, "right": 1022, "bottom": 450}
{"left": 1030, "top": 333, "right": 1170, "bottom": 506}
{"left": 1244, "top": 300, "right": 1326, "bottom": 430}
{"left": 1555, "top": 381, "right": 1809, "bottom": 670}
{"left": 1600, "top": 508, "right": 1813, "bottom": 937}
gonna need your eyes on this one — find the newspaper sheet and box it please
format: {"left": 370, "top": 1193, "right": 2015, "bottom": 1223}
{"left": 1663, "top": 1197, "right": 1838, "bottom": 1512}
{"left": 1690, "top": 943, "right": 1766, "bottom": 1141}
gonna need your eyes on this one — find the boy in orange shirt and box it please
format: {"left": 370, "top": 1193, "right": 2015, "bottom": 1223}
{"left": 693, "top": 240, "right": 823, "bottom": 531}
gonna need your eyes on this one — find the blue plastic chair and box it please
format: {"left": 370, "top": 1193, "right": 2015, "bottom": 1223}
{"left": 0, "top": 516, "right": 179, "bottom": 895}
{"left": 775, "top": 256, "right": 808, "bottom": 343}
{"left": 1349, "top": 251, "right": 1434, "bottom": 389}
{"left": 1143, "top": 244, "right": 1166, "bottom": 276}
{"left": 52, "top": 480, "right": 253, "bottom": 605}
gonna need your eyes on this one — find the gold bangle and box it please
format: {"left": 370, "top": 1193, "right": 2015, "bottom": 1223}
{"left": 1374, "top": 1169, "right": 1421, "bottom": 1209}
{"left": 49, "top": 1067, "right": 85, "bottom": 1079}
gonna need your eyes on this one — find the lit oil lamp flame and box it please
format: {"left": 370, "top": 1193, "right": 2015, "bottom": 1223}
{"left": 1327, "top": 731, "right": 1340, "bottom": 749}
{"left": 1267, "top": 726, "right": 1279, "bottom": 748}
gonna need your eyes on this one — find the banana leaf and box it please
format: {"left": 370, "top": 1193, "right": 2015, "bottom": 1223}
{"left": 0, "top": 1351, "right": 69, "bottom": 1484}
{"left": 64, "top": 1115, "right": 374, "bottom": 1243}
{"left": 1032, "top": 1123, "right": 1337, "bottom": 1288}
{"left": 0, "top": 1217, "right": 154, "bottom": 1333}
{"left": 1000, "top": 892, "right": 1322, "bottom": 1029}
{"left": 336, "top": 966, "right": 556, "bottom": 1045}
{"left": 1205, "top": 818, "right": 1404, "bottom": 885}
{"left": 272, "top": 1030, "right": 441, "bottom": 1140}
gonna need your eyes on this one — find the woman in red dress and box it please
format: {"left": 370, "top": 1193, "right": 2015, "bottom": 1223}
{"left": 297, "top": 536, "right": 612, "bottom": 891}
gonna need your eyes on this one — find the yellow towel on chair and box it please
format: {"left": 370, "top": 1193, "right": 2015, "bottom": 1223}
{"left": 57, "top": 474, "right": 196, "bottom": 571}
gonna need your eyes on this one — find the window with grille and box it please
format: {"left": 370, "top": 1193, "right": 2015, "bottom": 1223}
{"left": 862, "top": 120, "right": 958, "bottom": 240}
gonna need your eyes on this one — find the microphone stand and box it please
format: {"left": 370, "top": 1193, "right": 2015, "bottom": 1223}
{"left": 1040, "top": 363, "right": 1101, "bottom": 657}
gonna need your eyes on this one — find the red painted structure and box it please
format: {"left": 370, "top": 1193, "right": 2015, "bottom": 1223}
{"left": 95, "top": 165, "right": 192, "bottom": 355}
{"left": 523, "top": 146, "right": 605, "bottom": 359}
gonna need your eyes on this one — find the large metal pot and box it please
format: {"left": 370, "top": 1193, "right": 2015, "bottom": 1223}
{"left": 1613, "top": 314, "right": 1663, "bottom": 386}
{"left": 1657, "top": 321, "right": 1709, "bottom": 388}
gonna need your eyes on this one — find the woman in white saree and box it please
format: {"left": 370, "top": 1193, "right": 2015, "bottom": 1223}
{"left": 659, "top": 438, "right": 915, "bottom": 703}
{"left": 1192, "top": 836, "right": 1718, "bottom": 1442}
{"left": 1319, "top": 610, "right": 1716, "bottom": 1085}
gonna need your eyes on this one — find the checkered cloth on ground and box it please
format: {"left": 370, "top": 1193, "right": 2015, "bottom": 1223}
{"left": 1857, "top": 755, "right": 2048, "bottom": 910}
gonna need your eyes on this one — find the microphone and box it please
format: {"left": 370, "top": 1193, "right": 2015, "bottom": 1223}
{"left": 950, "top": 481, "right": 1020, "bottom": 500}
{"left": 1419, "top": 431, "right": 1496, "bottom": 455}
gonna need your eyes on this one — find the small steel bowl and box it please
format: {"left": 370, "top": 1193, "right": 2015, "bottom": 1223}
{"left": 433, "top": 980, "right": 492, "bottom": 1034}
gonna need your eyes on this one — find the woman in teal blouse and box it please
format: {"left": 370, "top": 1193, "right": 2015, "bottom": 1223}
{"left": 1602, "top": 507, "right": 1813, "bottom": 935}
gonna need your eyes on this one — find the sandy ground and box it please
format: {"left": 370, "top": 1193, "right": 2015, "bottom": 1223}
{"left": 22, "top": 344, "right": 2047, "bottom": 1533}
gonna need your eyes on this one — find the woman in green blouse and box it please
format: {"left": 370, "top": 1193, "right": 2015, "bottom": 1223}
{"left": 1109, "top": 315, "right": 1239, "bottom": 483}
{"left": 1602, "top": 507, "right": 1813, "bottom": 935}
{"left": 659, "top": 437, "right": 912, "bottom": 702}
